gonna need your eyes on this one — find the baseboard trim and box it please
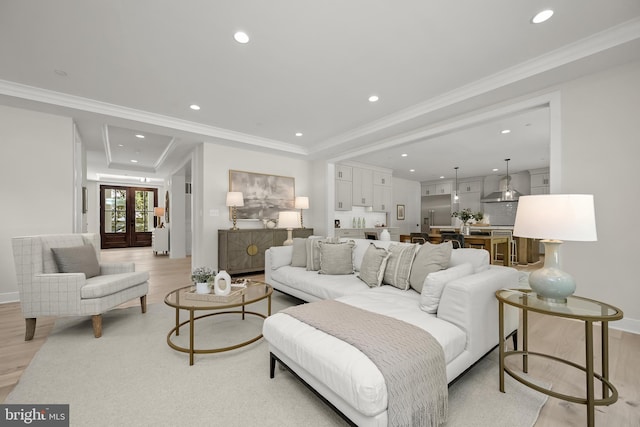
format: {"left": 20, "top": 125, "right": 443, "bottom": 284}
{"left": 611, "top": 317, "right": 640, "bottom": 335}
{"left": 0, "top": 291, "right": 19, "bottom": 304}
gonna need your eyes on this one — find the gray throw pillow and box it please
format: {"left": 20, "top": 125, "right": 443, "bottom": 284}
{"left": 291, "top": 238, "right": 307, "bottom": 267}
{"left": 51, "top": 245, "right": 100, "bottom": 278}
{"left": 318, "top": 241, "right": 355, "bottom": 275}
{"left": 357, "top": 244, "right": 390, "bottom": 287}
{"left": 382, "top": 244, "right": 419, "bottom": 290}
{"left": 409, "top": 241, "right": 453, "bottom": 293}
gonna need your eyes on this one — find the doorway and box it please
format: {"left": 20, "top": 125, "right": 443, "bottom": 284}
{"left": 100, "top": 185, "right": 158, "bottom": 249}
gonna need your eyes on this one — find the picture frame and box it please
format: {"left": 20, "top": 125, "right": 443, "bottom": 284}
{"left": 397, "top": 204, "right": 405, "bottom": 220}
{"left": 229, "top": 170, "right": 295, "bottom": 220}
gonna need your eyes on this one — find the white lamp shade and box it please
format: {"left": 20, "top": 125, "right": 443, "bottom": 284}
{"left": 294, "top": 196, "right": 309, "bottom": 210}
{"left": 513, "top": 194, "right": 597, "bottom": 241}
{"left": 278, "top": 211, "right": 299, "bottom": 229}
{"left": 154, "top": 207, "right": 165, "bottom": 216}
{"left": 226, "top": 191, "right": 244, "bottom": 207}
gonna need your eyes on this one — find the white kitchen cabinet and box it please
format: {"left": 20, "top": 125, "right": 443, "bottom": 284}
{"left": 373, "top": 185, "right": 392, "bottom": 212}
{"left": 335, "top": 179, "right": 352, "bottom": 211}
{"left": 352, "top": 167, "right": 373, "bottom": 206}
{"left": 435, "top": 182, "right": 452, "bottom": 195}
{"left": 373, "top": 171, "right": 392, "bottom": 186}
{"left": 458, "top": 180, "right": 482, "bottom": 194}
{"left": 422, "top": 184, "right": 436, "bottom": 196}
{"left": 335, "top": 164, "right": 352, "bottom": 181}
{"left": 530, "top": 168, "right": 550, "bottom": 195}
{"left": 152, "top": 227, "right": 169, "bottom": 255}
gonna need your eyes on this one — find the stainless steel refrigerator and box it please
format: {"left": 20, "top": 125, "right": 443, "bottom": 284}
{"left": 421, "top": 195, "right": 452, "bottom": 233}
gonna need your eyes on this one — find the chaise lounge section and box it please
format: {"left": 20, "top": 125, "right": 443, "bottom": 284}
{"left": 263, "top": 237, "right": 519, "bottom": 426}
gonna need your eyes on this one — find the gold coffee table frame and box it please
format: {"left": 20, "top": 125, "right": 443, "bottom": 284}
{"left": 496, "top": 289, "right": 623, "bottom": 427}
{"left": 164, "top": 281, "right": 272, "bottom": 365}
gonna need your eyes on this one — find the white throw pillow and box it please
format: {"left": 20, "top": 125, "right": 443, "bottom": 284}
{"left": 420, "top": 263, "right": 474, "bottom": 314}
{"left": 270, "top": 245, "right": 293, "bottom": 270}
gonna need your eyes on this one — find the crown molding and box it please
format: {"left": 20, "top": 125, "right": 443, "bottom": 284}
{"left": 312, "top": 17, "right": 640, "bottom": 155}
{"left": 154, "top": 137, "right": 177, "bottom": 170}
{"left": 0, "top": 80, "right": 308, "bottom": 156}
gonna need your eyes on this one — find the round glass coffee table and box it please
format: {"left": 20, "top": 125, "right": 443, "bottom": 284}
{"left": 164, "top": 280, "right": 272, "bottom": 365}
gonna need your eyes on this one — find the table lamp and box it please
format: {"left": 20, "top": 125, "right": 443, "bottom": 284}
{"left": 154, "top": 207, "right": 165, "bottom": 228}
{"left": 513, "top": 194, "right": 597, "bottom": 303}
{"left": 226, "top": 192, "right": 244, "bottom": 231}
{"left": 278, "top": 211, "right": 300, "bottom": 245}
{"left": 294, "top": 196, "right": 309, "bottom": 228}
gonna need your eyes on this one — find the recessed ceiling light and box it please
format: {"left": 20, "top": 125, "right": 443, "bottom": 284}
{"left": 501, "top": 129, "right": 511, "bottom": 134}
{"left": 118, "top": 144, "right": 124, "bottom": 147}
{"left": 401, "top": 153, "right": 408, "bottom": 157}
{"left": 532, "top": 9, "right": 554, "bottom": 24}
{"left": 295, "top": 132, "right": 303, "bottom": 137}
{"left": 130, "top": 159, "right": 138, "bottom": 163}
{"left": 409, "top": 169, "right": 415, "bottom": 172}
{"left": 54, "top": 69, "right": 67, "bottom": 77}
{"left": 368, "top": 95, "right": 379, "bottom": 103}
{"left": 135, "top": 134, "right": 145, "bottom": 139}
{"left": 439, "top": 176, "right": 445, "bottom": 179}
{"left": 492, "top": 168, "right": 499, "bottom": 172}
{"left": 190, "top": 104, "right": 201, "bottom": 110}
{"left": 234, "top": 31, "right": 250, "bottom": 44}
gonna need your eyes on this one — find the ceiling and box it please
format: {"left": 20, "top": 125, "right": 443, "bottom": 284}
{"left": 1, "top": 1, "right": 639, "bottom": 184}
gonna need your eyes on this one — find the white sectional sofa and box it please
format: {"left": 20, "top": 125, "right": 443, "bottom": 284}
{"left": 263, "top": 238, "right": 519, "bottom": 427}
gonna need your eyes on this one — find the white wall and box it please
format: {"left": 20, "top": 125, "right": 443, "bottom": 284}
{"left": 559, "top": 60, "right": 640, "bottom": 332}
{"left": 391, "top": 177, "right": 421, "bottom": 234}
{"left": 192, "top": 143, "right": 314, "bottom": 270}
{"left": 0, "top": 105, "right": 74, "bottom": 301}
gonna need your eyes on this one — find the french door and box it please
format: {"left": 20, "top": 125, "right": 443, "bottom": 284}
{"left": 100, "top": 185, "right": 158, "bottom": 249}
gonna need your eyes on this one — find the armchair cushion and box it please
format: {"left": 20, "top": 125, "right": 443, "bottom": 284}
{"left": 51, "top": 245, "right": 100, "bottom": 278}
{"left": 81, "top": 271, "right": 150, "bottom": 299}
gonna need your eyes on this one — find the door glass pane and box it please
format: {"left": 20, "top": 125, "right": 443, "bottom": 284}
{"left": 104, "top": 189, "right": 127, "bottom": 233}
{"left": 135, "top": 190, "right": 155, "bottom": 232}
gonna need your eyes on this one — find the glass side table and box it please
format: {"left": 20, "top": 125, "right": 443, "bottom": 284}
{"left": 496, "top": 289, "right": 623, "bottom": 427}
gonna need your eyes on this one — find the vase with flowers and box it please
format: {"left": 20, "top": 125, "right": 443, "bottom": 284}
{"left": 191, "top": 267, "right": 216, "bottom": 294}
{"left": 452, "top": 209, "right": 484, "bottom": 235}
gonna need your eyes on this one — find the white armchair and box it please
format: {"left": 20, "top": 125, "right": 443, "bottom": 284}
{"left": 12, "top": 233, "right": 149, "bottom": 340}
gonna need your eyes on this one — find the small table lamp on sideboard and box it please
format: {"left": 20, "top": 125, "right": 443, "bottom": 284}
{"left": 295, "top": 196, "right": 309, "bottom": 228}
{"left": 278, "top": 211, "right": 300, "bottom": 245}
{"left": 226, "top": 192, "right": 244, "bottom": 231}
{"left": 513, "top": 194, "right": 597, "bottom": 303}
{"left": 154, "top": 207, "right": 165, "bottom": 228}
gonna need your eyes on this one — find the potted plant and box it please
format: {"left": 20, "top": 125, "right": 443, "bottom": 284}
{"left": 191, "top": 267, "right": 216, "bottom": 294}
{"left": 452, "top": 209, "right": 484, "bottom": 235}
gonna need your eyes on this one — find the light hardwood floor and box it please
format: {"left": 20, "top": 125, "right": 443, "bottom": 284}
{"left": 1, "top": 247, "right": 638, "bottom": 426}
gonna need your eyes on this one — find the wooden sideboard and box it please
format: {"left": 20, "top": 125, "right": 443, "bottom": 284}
{"left": 218, "top": 228, "right": 314, "bottom": 275}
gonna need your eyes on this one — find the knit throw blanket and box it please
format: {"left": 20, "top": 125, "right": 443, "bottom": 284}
{"left": 282, "top": 300, "right": 448, "bottom": 427}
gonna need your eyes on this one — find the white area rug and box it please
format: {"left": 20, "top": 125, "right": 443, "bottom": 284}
{"left": 7, "top": 293, "right": 547, "bottom": 426}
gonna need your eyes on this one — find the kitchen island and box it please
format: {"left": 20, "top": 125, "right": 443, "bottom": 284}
{"left": 428, "top": 226, "right": 540, "bottom": 265}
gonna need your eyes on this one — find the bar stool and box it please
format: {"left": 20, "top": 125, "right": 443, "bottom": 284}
{"left": 491, "top": 230, "right": 517, "bottom": 264}
{"left": 441, "top": 232, "right": 464, "bottom": 249}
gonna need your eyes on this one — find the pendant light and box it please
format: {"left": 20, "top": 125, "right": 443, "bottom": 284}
{"left": 454, "top": 166, "right": 460, "bottom": 202}
{"left": 504, "top": 159, "right": 513, "bottom": 200}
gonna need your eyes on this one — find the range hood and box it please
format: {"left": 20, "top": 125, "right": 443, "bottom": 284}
{"left": 481, "top": 175, "right": 522, "bottom": 203}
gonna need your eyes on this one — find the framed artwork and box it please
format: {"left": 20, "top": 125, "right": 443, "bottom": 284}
{"left": 229, "top": 170, "right": 295, "bottom": 220}
{"left": 397, "top": 204, "right": 405, "bottom": 220}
